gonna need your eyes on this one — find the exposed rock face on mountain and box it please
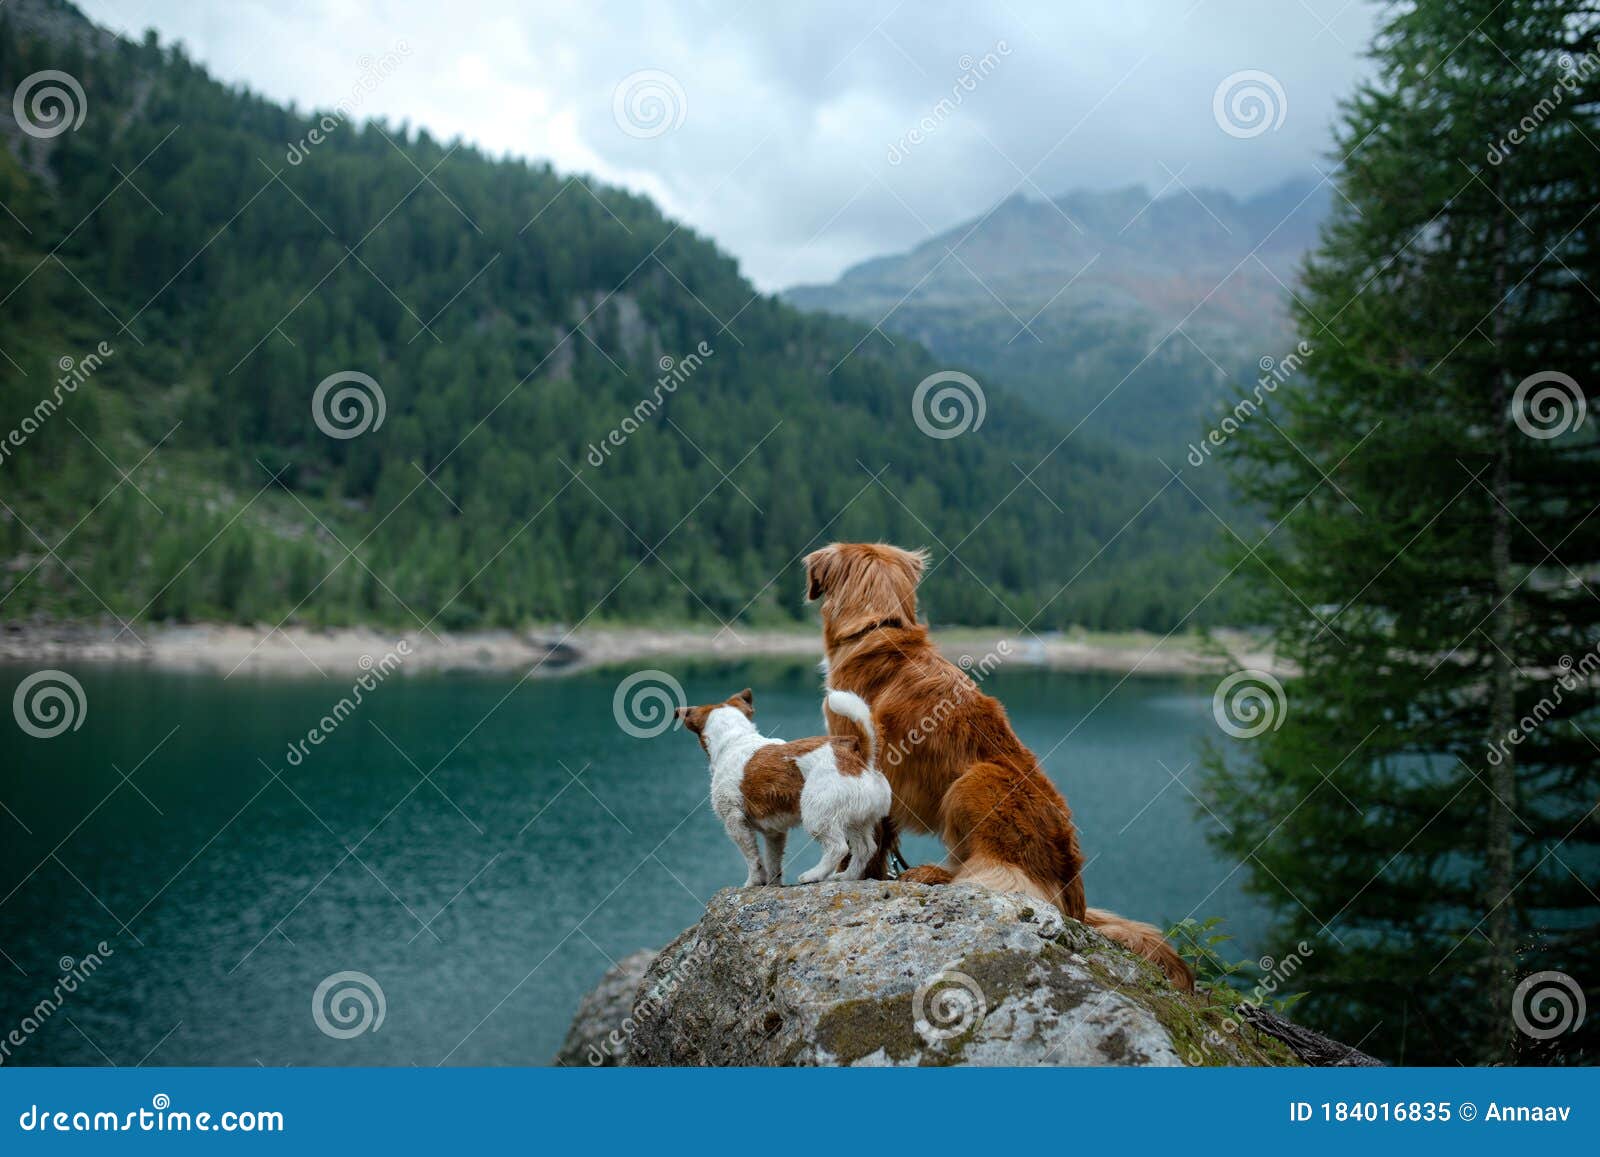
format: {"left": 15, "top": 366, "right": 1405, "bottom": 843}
{"left": 4, "top": 0, "right": 116, "bottom": 54}
{"left": 557, "top": 882, "right": 1341, "bottom": 1067}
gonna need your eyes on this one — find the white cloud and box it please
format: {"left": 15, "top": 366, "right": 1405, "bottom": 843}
{"left": 75, "top": 0, "right": 1374, "bottom": 290}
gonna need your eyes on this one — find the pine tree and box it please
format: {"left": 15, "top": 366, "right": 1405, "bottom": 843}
{"left": 1204, "top": 0, "right": 1599, "bottom": 1065}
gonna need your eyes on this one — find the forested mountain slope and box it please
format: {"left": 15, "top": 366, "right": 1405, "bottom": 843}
{"left": 0, "top": 0, "right": 1234, "bottom": 632}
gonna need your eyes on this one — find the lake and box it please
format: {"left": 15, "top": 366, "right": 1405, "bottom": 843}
{"left": 0, "top": 659, "right": 1270, "bottom": 1065}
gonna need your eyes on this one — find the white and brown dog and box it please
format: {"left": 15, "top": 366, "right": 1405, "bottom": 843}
{"left": 676, "top": 688, "right": 892, "bottom": 887}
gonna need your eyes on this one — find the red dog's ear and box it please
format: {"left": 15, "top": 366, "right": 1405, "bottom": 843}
{"left": 804, "top": 545, "right": 838, "bottom": 601}
{"left": 900, "top": 547, "right": 928, "bottom": 583}
{"left": 674, "top": 706, "right": 689, "bottom": 720}
{"left": 736, "top": 687, "right": 754, "bottom": 704}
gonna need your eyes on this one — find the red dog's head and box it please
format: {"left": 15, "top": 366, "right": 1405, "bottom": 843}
{"left": 803, "top": 543, "right": 927, "bottom": 645}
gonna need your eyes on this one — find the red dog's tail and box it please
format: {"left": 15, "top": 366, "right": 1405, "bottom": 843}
{"left": 957, "top": 856, "right": 1195, "bottom": 991}
{"left": 1083, "top": 907, "right": 1195, "bottom": 991}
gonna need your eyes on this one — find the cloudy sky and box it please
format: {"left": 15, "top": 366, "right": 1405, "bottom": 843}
{"left": 77, "top": 0, "right": 1377, "bottom": 290}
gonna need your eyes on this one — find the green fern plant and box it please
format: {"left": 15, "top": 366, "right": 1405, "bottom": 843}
{"left": 1167, "top": 916, "right": 1306, "bottom": 1014}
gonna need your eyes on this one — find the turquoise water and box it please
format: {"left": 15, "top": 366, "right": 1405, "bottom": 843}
{"left": 0, "top": 661, "right": 1269, "bottom": 1066}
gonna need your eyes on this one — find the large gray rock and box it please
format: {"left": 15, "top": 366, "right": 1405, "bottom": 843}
{"left": 604, "top": 882, "right": 1301, "bottom": 1066}
{"left": 553, "top": 949, "right": 656, "bottom": 1066}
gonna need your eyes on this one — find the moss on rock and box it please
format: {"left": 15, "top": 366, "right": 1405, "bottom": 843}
{"left": 562, "top": 881, "right": 1314, "bottom": 1067}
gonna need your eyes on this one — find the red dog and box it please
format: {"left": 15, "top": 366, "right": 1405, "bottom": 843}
{"left": 808, "top": 542, "right": 1193, "bottom": 990}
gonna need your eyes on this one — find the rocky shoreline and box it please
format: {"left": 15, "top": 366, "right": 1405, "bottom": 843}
{"left": 0, "top": 620, "right": 1280, "bottom": 680}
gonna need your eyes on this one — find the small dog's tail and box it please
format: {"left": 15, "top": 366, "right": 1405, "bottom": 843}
{"left": 1084, "top": 907, "right": 1195, "bottom": 992}
{"left": 825, "top": 689, "right": 877, "bottom": 766}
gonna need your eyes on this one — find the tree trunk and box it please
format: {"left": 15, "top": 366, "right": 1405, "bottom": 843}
{"left": 1235, "top": 1003, "right": 1384, "bottom": 1066}
{"left": 1484, "top": 200, "right": 1519, "bottom": 1064}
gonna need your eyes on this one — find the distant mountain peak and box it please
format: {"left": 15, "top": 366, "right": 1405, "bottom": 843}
{"left": 782, "top": 172, "right": 1332, "bottom": 457}
{"left": 789, "top": 173, "right": 1330, "bottom": 322}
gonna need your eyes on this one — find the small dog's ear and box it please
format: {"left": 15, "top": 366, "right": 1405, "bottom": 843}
{"left": 674, "top": 706, "right": 688, "bottom": 720}
{"left": 804, "top": 545, "right": 837, "bottom": 601}
{"left": 736, "top": 687, "right": 754, "bottom": 705}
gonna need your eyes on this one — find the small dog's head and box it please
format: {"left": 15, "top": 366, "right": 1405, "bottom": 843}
{"left": 804, "top": 542, "right": 927, "bottom": 643}
{"left": 674, "top": 687, "right": 755, "bottom": 741}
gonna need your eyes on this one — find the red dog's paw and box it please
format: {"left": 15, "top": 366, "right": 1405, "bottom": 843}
{"left": 898, "top": 864, "right": 956, "bottom": 885}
